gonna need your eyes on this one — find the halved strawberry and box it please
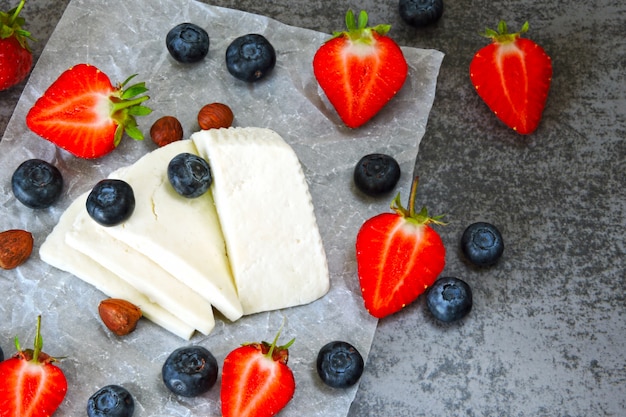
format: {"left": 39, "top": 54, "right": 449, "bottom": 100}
{"left": 221, "top": 330, "right": 296, "bottom": 417}
{"left": 0, "top": 315, "right": 68, "bottom": 417}
{"left": 469, "top": 20, "right": 553, "bottom": 135}
{"left": 356, "top": 177, "right": 445, "bottom": 318}
{"left": 313, "top": 9, "right": 408, "bottom": 128}
{"left": 26, "top": 63, "right": 152, "bottom": 159}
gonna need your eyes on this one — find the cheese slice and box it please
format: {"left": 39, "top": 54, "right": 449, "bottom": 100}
{"left": 40, "top": 196, "right": 196, "bottom": 340}
{"left": 191, "top": 127, "right": 330, "bottom": 315}
{"left": 102, "top": 139, "right": 243, "bottom": 322}
{"left": 66, "top": 205, "right": 215, "bottom": 335}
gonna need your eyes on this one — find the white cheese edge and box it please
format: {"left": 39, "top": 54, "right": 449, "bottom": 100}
{"left": 191, "top": 127, "right": 330, "bottom": 315}
{"left": 66, "top": 206, "right": 215, "bottom": 335}
{"left": 39, "top": 195, "right": 196, "bottom": 340}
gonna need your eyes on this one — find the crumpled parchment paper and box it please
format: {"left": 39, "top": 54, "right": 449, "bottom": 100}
{"left": 0, "top": 0, "right": 444, "bottom": 415}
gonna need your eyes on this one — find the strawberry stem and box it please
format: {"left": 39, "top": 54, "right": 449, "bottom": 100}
{"left": 329, "top": 9, "right": 391, "bottom": 42}
{"left": 266, "top": 326, "right": 295, "bottom": 360}
{"left": 108, "top": 77, "right": 152, "bottom": 144}
{"left": 9, "top": 0, "right": 25, "bottom": 26}
{"left": 110, "top": 95, "right": 150, "bottom": 114}
{"left": 1, "top": 0, "right": 35, "bottom": 47}
{"left": 390, "top": 176, "right": 446, "bottom": 226}
{"left": 407, "top": 175, "right": 419, "bottom": 218}
{"left": 481, "top": 20, "right": 529, "bottom": 44}
{"left": 32, "top": 314, "right": 43, "bottom": 363}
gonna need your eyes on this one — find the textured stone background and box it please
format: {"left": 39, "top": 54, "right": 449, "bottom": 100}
{"left": 1, "top": 0, "right": 624, "bottom": 416}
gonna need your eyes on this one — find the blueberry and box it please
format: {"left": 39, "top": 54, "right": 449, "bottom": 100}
{"left": 0, "top": 345, "right": 4, "bottom": 362}
{"left": 11, "top": 159, "right": 63, "bottom": 209}
{"left": 166, "top": 23, "right": 210, "bottom": 63}
{"left": 353, "top": 153, "right": 401, "bottom": 196}
{"left": 86, "top": 179, "right": 135, "bottom": 227}
{"left": 167, "top": 153, "right": 212, "bottom": 198}
{"left": 399, "top": 0, "right": 444, "bottom": 27}
{"left": 162, "top": 346, "right": 218, "bottom": 397}
{"left": 426, "top": 277, "right": 472, "bottom": 322}
{"left": 225, "top": 34, "right": 276, "bottom": 82}
{"left": 87, "top": 385, "right": 134, "bottom": 417}
{"left": 461, "top": 222, "right": 504, "bottom": 266}
{"left": 316, "top": 341, "right": 364, "bottom": 389}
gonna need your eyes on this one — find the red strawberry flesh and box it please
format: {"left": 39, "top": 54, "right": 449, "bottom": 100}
{"left": 356, "top": 177, "right": 445, "bottom": 318}
{"left": 221, "top": 332, "right": 295, "bottom": 417}
{"left": 313, "top": 10, "right": 408, "bottom": 128}
{"left": 0, "top": 316, "right": 67, "bottom": 417}
{"left": 26, "top": 63, "right": 150, "bottom": 159}
{"left": 357, "top": 214, "right": 445, "bottom": 317}
{"left": 469, "top": 21, "right": 552, "bottom": 134}
{"left": 0, "top": 358, "right": 67, "bottom": 417}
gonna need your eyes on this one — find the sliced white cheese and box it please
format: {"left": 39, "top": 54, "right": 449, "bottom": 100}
{"left": 39, "top": 195, "right": 196, "bottom": 340}
{"left": 67, "top": 208, "right": 215, "bottom": 335}
{"left": 191, "top": 127, "right": 330, "bottom": 315}
{"left": 102, "top": 139, "right": 243, "bottom": 322}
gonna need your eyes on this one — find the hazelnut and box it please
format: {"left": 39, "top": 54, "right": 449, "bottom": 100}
{"left": 0, "top": 229, "right": 34, "bottom": 270}
{"left": 150, "top": 116, "right": 183, "bottom": 147}
{"left": 198, "top": 102, "right": 234, "bottom": 130}
{"left": 98, "top": 298, "right": 142, "bottom": 336}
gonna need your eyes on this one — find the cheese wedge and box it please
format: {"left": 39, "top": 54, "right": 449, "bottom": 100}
{"left": 102, "top": 139, "right": 243, "bottom": 322}
{"left": 40, "top": 196, "right": 196, "bottom": 340}
{"left": 66, "top": 205, "right": 215, "bottom": 335}
{"left": 191, "top": 127, "right": 330, "bottom": 315}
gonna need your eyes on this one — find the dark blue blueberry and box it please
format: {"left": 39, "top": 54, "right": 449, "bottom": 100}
{"left": 399, "top": 0, "right": 444, "bottom": 27}
{"left": 0, "top": 345, "right": 4, "bottom": 362}
{"left": 461, "top": 222, "right": 504, "bottom": 266}
{"left": 11, "top": 159, "right": 63, "bottom": 209}
{"left": 162, "top": 346, "right": 218, "bottom": 397}
{"left": 86, "top": 179, "right": 135, "bottom": 227}
{"left": 316, "top": 341, "right": 364, "bottom": 389}
{"left": 166, "top": 23, "right": 210, "bottom": 63}
{"left": 426, "top": 277, "right": 473, "bottom": 322}
{"left": 225, "top": 34, "right": 276, "bottom": 82}
{"left": 167, "top": 153, "right": 212, "bottom": 198}
{"left": 87, "top": 385, "right": 134, "bottom": 417}
{"left": 353, "top": 153, "right": 401, "bottom": 196}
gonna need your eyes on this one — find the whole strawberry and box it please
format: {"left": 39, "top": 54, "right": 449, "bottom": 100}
{"left": 313, "top": 10, "right": 408, "bottom": 128}
{"left": 0, "top": 0, "right": 34, "bottom": 90}
{"left": 26, "top": 63, "right": 151, "bottom": 159}
{"left": 221, "top": 330, "right": 295, "bottom": 417}
{"left": 356, "top": 176, "right": 446, "bottom": 318}
{"left": 0, "top": 315, "right": 68, "bottom": 417}
{"left": 469, "top": 20, "right": 552, "bottom": 135}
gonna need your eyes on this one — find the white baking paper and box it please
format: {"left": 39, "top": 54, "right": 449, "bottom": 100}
{"left": 0, "top": 0, "right": 444, "bottom": 415}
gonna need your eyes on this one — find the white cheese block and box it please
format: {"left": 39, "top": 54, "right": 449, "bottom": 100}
{"left": 102, "top": 139, "right": 243, "bottom": 322}
{"left": 66, "top": 207, "right": 215, "bottom": 335}
{"left": 39, "top": 196, "right": 196, "bottom": 340}
{"left": 191, "top": 127, "right": 330, "bottom": 315}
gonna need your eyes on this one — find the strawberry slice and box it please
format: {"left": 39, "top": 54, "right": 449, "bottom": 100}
{"left": 313, "top": 9, "right": 408, "bottom": 128}
{"left": 221, "top": 330, "right": 296, "bottom": 417}
{"left": 26, "top": 63, "right": 152, "bottom": 159}
{"left": 0, "top": 315, "right": 68, "bottom": 417}
{"left": 469, "top": 20, "right": 553, "bottom": 135}
{"left": 356, "top": 177, "right": 445, "bottom": 318}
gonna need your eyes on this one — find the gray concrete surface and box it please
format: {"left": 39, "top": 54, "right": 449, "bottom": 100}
{"left": 1, "top": 0, "right": 624, "bottom": 416}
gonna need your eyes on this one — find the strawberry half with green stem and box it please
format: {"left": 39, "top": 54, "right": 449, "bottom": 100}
{"left": 0, "top": 315, "right": 68, "bottom": 417}
{"left": 356, "top": 176, "right": 446, "bottom": 318}
{"left": 469, "top": 20, "right": 553, "bottom": 135}
{"left": 313, "top": 9, "right": 408, "bottom": 128}
{"left": 26, "top": 63, "right": 152, "bottom": 159}
{"left": 0, "top": 0, "right": 35, "bottom": 91}
{"left": 221, "top": 329, "right": 296, "bottom": 417}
